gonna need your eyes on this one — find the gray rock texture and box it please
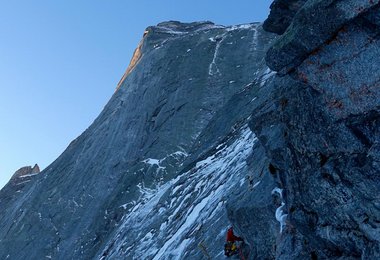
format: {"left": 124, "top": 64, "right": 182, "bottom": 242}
{"left": 13, "top": 164, "right": 40, "bottom": 177}
{"left": 0, "top": 22, "right": 278, "bottom": 259}
{"left": 2, "top": 2, "right": 379, "bottom": 259}
{"left": 263, "top": 0, "right": 307, "bottom": 34}
{"left": 0, "top": 164, "right": 40, "bottom": 207}
{"left": 265, "top": 0, "right": 380, "bottom": 73}
{"left": 244, "top": 1, "right": 380, "bottom": 259}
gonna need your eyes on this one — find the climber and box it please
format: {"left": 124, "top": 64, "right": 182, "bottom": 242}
{"left": 224, "top": 227, "right": 244, "bottom": 257}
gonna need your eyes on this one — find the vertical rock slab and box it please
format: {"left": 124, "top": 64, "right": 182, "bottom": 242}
{"left": 253, "top": 1, "right": 380, "bottom": 259}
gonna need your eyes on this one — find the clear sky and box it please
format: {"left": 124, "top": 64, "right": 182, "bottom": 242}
{"left": 0, "top": 0, "right": 272, "bottom": 189}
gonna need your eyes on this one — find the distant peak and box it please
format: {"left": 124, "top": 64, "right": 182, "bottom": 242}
{"left": 12, "top": 164, "right": 41, "bottom": 179}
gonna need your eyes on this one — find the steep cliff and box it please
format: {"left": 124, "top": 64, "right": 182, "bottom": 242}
{"left": 0, "top": 21, "right": 276, "bottom": 259}
{"left": 2, "top": 2, "right": 378, "bottom": 259}
{"left": 244, "top": 0, "right": 380, "bottom": 259}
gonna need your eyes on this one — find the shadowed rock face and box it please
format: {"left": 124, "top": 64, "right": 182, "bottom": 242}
{"left": 0, "top": 21, "right": 277, "bottom": 259}
{"left": 245, "top": 1, "right": 380, "bottom": 259}
{"left": 263, "top": 0, "right": 307, "bottom": 34}
{"left": 265, "top": 0, "right": 380, "bottom": 73}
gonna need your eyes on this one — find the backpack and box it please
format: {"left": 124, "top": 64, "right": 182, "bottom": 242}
{"left": 224, "top": 242, "right": 237, "bottom": 257}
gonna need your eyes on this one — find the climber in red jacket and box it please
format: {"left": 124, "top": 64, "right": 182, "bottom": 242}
{"left": 226, "top": 227, "right": 243, "bottom": 243}
{"left": 224, "top": 227, "right": 244, "bottom": 257}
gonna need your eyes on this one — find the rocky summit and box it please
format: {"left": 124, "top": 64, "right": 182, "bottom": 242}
{"left": 0, "top": 164, "right": 40, "bottom": 206}
{"left": 0, "top": 1, "right": 379, "bottom": 259}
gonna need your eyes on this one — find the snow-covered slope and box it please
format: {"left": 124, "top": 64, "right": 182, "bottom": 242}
{"left": 101, "top": 126, "right": 256, "bottom": 259}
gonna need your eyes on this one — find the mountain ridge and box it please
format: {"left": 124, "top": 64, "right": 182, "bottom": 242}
{"left": 0, "top": 21, "right": 276, "bottom": 259}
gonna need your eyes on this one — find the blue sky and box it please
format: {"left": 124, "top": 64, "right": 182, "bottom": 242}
{"left": 0, "top": 0, "right": 272, "bottom": 189}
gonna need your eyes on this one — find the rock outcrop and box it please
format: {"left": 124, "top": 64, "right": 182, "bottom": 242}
{"left": 0, "top": 164, "right": 41, "bottom": 218}
{"left": 263, "top": 0, "right": 307, "bottom": 35}
{"left": 265, "top": 0, "right": 380, "bottom": 73}
{"left": 244, "top": 1, "right": 380, "bottom": 259}
{"left": 12, "top": 164, "right": 40, "bottom": 178}
{"left": 1, "top": 164, "right": 40, "bottom": 190}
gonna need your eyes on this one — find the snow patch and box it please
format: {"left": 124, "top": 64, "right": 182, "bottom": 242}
{"left": 137, "top": 183, "right": 157, "bottom": 202}
{"left": 171, "top": 184, "right": 182, "bottom": 195}
{"left": 143, "top": 158, "right": 161, "bottom": 166}
{"left": 272, "top": 187, "right": 283, "bottom": 197}
{"left": 99, "top": 125, "right": 257, "bottom": 259}
{"left": 252, "top": 181, "right": 261, "bottom": 189}
{"left": 208, "top": 32, "right": 228, "bottom": 76}
{"left": 226, "top": 23, "right": 256, "bottom": 31}
{"left": 170, "top": 238, "right": 192, "bottom": 260}
{"left": 156, "top": 27, "right": 186, "bottom": 35}
{"left": 251, "top": 27, "right": 259, "bottom": 51}
{"left": 153, "top": 195, "right": 211, "bottom": 260}
{"left": 170, "top": 150, "right": 189, "bottom": 158}
{"left": 143, "top": 230, "right": 154, "bottom": 241}
{"left": 272, "top": 187, "right": 288, "bottom": 233}
{"left": 260, "top": 67, "right": 276, "bottom": 87}
{"left": 141, "top": 151, "right": 188, "bottom": 173}
{"left": 216, "top": 142, "right": 226, "bottom": 150}
{"left": 195, "top": 24, "right": 225, "bottom": 32}
{"left": 240, "top": 178, "right": 246, "bottom": 187}
{"left": 120, "top": 202, "right": 135, "bottom": 210}
{"left": 19, "top": 173, "right": 39, "bottom": 178}
{"left": 16, "top": 180, "right": 31, "bottom": 185}
{"left": 142, "top": 158, "right": 166, "bottom": 172}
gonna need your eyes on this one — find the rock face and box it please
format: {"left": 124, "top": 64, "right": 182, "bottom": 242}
{"left": 263, "top": 0, "right": 307, "bottom": 35}
{"left": 0, "top": 21, "right": 277, "bottom": 259}
{"left": 265, "top": 0, "right": 380, "bottom": 73}
{"left": 2, "top": 3, "right": 379, "bottom": 259}
{"left": 245, "top": 1, "right": 380, "bottom": 259}
{"left": 0, "top": 164, "right": 41, "bottom": 222}
{"left": 0, "top": 164, "right": 40, "bottom": 193}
